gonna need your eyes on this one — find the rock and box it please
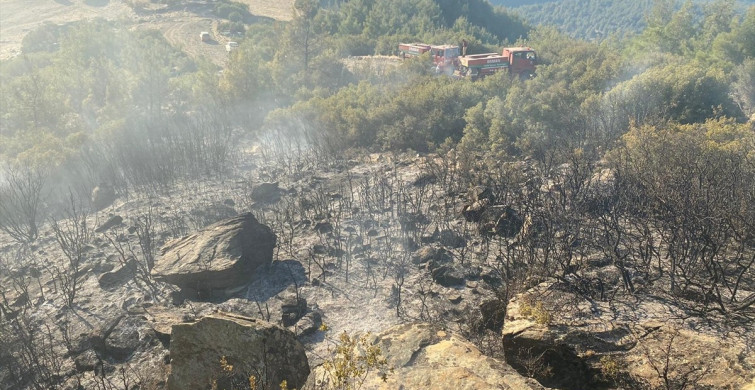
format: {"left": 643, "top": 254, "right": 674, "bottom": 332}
{"left": 467, "top": 185, "right": 495, "bottom": 204}
{"left": 151, "top": 213, "right": 276, "bottom": 298}
{"left": 98, "top": 259, "right": 137, "bottom": 290}
{"left": 411, "top": 246, "right": 451, "bottom": 266}
{"left": 95, "top": 215, "right": 123, "bottom": 233}
{"left": 502, "top": 282, "right": 755, "bottom": 390}
{"left": 92, "top": 183, "right": 116, "bottom": 211}
{"left": 167, "top": 312, "right": 309, "bottom": 390}
{"left": 251, "top": 182, "right": 282, "bottom": 204}
{"left": 431, "top": 265, "right": 465, "bottom": 287}
{"left": 295, "top": 311, "right": 322, "bottom": 337}
{"left": 478, "top": 205, "right": 523, "bottom": 237}
{"left": 74, "top": 349, "right": 100, "bottom": 372}
{"left": 72, "top": 314, "right": 124, "bottom": 356}
{"left": 71, "top": 314, "right": 155, "bottom": 362}
{"left": 462, "top": 199, "right": 490, "bottom": 222}
{"left": 399, "top": 212, "right": 430, "bottom": 232}
{"left": 492, "top": 206, "right": 523, "bottom": 237}
{"left": 105, "top": 315, "right": 155, "bottom": 361}
{"left": 281, "top": 296, "right": 307, "bottom": 327}
{"left": 308, "top": 323, "right": 544, "bottom": 390}
{"left": 314, "top": 221, "right": 333, "bottom": 234}
{"left": 438, "top": 229, "right": 466, "bottom": 248}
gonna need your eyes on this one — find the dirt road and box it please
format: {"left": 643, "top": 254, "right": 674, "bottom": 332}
{"left": 0, "top": 0, "right": 135, "bottom": 60}
{"left": 148, "top": 10, "right": 230, "bottom": 66}
{"left": 0, "top": 0, "right": 293, "bottom": 63}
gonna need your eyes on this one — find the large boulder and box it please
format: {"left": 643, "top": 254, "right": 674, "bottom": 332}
{"left": 503, "top": 282, "right": 755, "bottom": 390}
{"left": 309, "top": 323, "right": 544, "bottom": 390}
{"left": 151, "top": 213, "right": 276, "bottom": 298}
{"left": 167, "top": 312, "right": 309, "bottom": 390}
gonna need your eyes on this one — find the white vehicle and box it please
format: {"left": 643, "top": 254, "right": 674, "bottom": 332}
{"left": 226, "top": 42, "right": 239, "bottom": 52}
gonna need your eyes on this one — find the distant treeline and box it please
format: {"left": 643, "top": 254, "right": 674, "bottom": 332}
{"left": 492, "top": 0, "right": 755, "bottom": 40}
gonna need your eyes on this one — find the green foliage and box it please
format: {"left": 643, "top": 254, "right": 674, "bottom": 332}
{"left": 515, "top": 0, "right": 654, "bottom": 40}
{"left": 604, "top": 59, "right": 741, "bottom": 124}
{"left": 215, "top": 1, "right": 254, "bottom": 23}
{"left": 311, "top": 0, "right": 529, "bottom": 56}
{"left": 322, "top": 332, "right": 390, "bottom": 390}
{"left": 506, "top": 0, "right": 753, "bottom": 42}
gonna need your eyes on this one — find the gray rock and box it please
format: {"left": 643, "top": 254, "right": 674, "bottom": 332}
{"left": 438, "top": 229, "right": 466, "bottom": 248}
{"left": 295, "top": 311, "right": 322, "bottom": 337}
{"left": 95, "top": 215, "right": 123, "bottom": 233}
{"left": 412, "top": 246, "right": 452, "bottom": 267}
{"left": 467, "top": 185, "right": 495, "bottom": 204}
{"left": 314, "top": 221, "right": 333, "bottom": 234}
{"left": 104, "top": 315, "right": 154, "bottom": 361}
{"left": 167, "top": 313, "right": 309, "bottom": 390}
{"left": 251, "top": 182, "right": 282, "bottom": 204}
{"left": 308, "top": 323, "right": 545, "bottom": 390}
{"left": 281, "top": 297, "right": 307, "bottom": 327}
{"left": 98, "top": 259, "right": 137, "bottom": 290}
{"left": 462, "top": 199, "right": 490, "bottom": 222}
{"left": 151, "top": 213, "right": 276, "bottom": 298}
{"left": 432, "top": 265, "right": 465, "bottom": 287}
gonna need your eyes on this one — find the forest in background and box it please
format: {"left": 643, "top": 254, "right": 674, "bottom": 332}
{"left": 0, "top": 0, "right": 753, "bottom": 203}
{"left": 491, "top": 0, "right": 755, "bottom": 40}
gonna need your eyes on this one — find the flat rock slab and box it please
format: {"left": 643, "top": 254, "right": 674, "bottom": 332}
{"left": 151, "top": 213, "right": 275, "bottom": 296}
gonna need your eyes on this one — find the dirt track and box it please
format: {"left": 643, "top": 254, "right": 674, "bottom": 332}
{"left": 0, "top": 0, "right": 294, "bottom": 63}
{"left": 148, "top": 11, "right": 229, "bottom": 66}
{"left": 0, "top": 0, "right": 135, "bottom": 60}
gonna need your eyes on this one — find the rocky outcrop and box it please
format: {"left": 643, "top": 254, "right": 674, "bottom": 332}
{"left": 503, "top": 282, "right": 755, "bottom": 390}
{"left": 151, "top": 213, "right": 276, "bottom": 298}
{"left": 167, "top": 312, "right": 309, "bottom": 390}
{"left": 309, "top": 323, "right": 545, "bottom": 390}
